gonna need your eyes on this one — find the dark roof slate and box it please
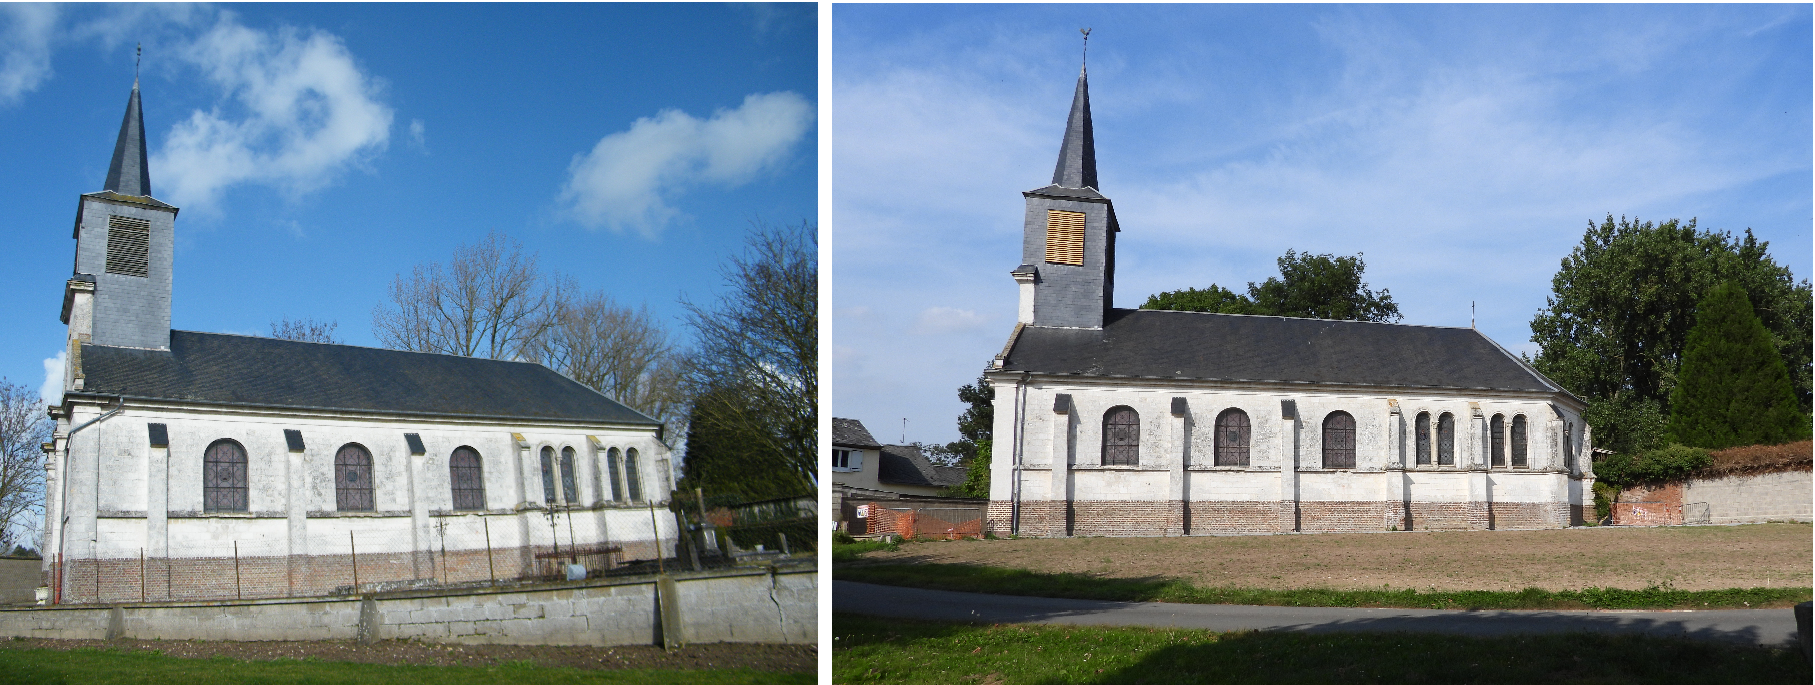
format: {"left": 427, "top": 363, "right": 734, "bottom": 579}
{"left": 77, "top": 330, "right": 658, "bottom": 425}
{"left": 832, "top": 418, "right": 882, "bottom": 448}
{"left": 105, "top": 84, "right": 151, "bottom": 198}
{"left": 1001, "top": 309, "right": 1563, "bottom": 394}
{"left": 878, "top": 444, "right": 966, "bottom": 488}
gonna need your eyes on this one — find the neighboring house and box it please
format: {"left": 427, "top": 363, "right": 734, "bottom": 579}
{"left": 42, "top": 81, "right": 676, "bottom": 605}
{"left": 985, "top": 63, "right": 1594, "bottom": 539}
{"left": 831, "top": 418, "right": 964, "bottom": 497}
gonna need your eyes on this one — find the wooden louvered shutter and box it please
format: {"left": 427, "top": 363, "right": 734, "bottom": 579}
{"left": 1045, "top": 210, "right": 1085, "bottom": 266}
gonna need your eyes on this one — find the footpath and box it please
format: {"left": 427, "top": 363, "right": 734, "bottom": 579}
{"left": 834, "top": 580, "right": 1800, "bottom": 647}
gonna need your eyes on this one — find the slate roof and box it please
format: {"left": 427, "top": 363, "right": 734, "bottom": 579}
{"left": 832, "top": 418, "right": 882, "bottom": 449}
{"left": 878, "top": 444, "right": 967, "bottom": 489}
{"left": 105, "top": 83, "right": 151, "bottom": 198}
{"left": 1000, "top": 309, "right": 1567, "bottom": 394}
{"left": 75, "top": 330, "right": 659, "bottom": 425}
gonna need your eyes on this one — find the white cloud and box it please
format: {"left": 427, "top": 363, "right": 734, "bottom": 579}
{"left": 39, "top": 350, "right": 64, "bottom": 407}
{"left": 153, "top": 15, "right": 392, "bottom": 210}
{"left": 560, "top": 91, "right": 813, "bottom": 237}
{"left": 408, "top": 118, "right": 425, "bottom": 149}
{"left": 0, "top": 4, "right": 58, "bottom": 106}
{"left": 914, "top": 307, "right": 990, "bottom": 335}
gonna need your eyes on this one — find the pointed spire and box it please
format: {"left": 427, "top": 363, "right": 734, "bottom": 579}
{"left": 1050, "top": 30, "right": 1097, "bottom": 191}
{"left": 104, "top": 69, "right": 151, "bottom": 197}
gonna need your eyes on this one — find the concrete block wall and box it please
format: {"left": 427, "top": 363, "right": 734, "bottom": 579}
{"left": 0, "top": 567, "right": 813, "bottom": 646}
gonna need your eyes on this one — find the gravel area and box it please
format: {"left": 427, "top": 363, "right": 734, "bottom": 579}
{"left": 0, "top": 637, "right": 815, "bottom": 672}
{"left": 855, "top": 522, "right": 1813, "bottom": 592}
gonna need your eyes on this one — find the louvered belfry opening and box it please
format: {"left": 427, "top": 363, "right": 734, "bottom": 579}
{"left": 1215, "top": 408, "right": 1250, "bottom": 466}
{"left": 1102, "top": 406, "right": 1140, "bottom": 466}
{"left": 105, "top": 215, "right": 150, "bottom": 278}
{"left": 335, "top": 444, "right": 374, "bottom": 511}
{"left": 1045, "top": 209, "right": 1085, "bottom": 266}
{"left": 1322, "top": 411, "right": 1356, "bottom": 469}
{"left": 203, "top": 440, "right": 248, "bottom": 512}
{"left": 449, "top": 446, "right": 485, "bottom": 510}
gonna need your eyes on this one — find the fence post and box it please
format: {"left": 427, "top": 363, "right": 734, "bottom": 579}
{"left": 648, "top": 500, "right": 663, "bottom": 574}
{"left": 234, "top": 541, "right": 242, "bottom": 600}
{"left": 483, "top": 517, "right": 496, "bottom": 585}
{"left": 350, "top": 531, "right": 359, "bottom": 591}
{"left": 139, "top": 548, "right": 145, "bottom": 604}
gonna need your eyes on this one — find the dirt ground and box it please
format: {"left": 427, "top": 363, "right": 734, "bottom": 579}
{"left": 859, "top": 523, "right": 1813, "bottom": 592}
{"left": 0, "top": 637, "right": 815, "bottom": 672}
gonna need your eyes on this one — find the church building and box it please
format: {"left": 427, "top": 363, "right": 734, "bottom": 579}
{"left": 985, "top": 63, "right": 1595, "bottom": 538}
{"left": 42, "top": 80, "right": 675, "bottom": 604}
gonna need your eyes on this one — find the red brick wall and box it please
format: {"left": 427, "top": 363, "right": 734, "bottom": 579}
{"left": 1409, "top": 502, "right": 1472, "bottom": 530}
{"left": 1487, "top": 502, "right": 1568, "bottom": 530}
{"left": 1068, "top": 501, "right": 1172, "bottom": 537}
{"left": 1189, "top": 501, "right": 1285, "bottom": 535}
{"left": 1612, "top": 483, "right": 1684, "bottom": 526}
{"left": 1299, "top": 501, "right": 1392, "bottom": 533}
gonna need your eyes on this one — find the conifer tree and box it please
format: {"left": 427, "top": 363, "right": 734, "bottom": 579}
{"left": 1665, "top": 283, "right": 1811, "bottom": 449}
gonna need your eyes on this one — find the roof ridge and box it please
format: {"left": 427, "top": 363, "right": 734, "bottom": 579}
{"left": 1117, "top": 308, "right": 1474, "bottom": 331}
{"left": 167, "top": 329, "right": 552, "bottom": 367}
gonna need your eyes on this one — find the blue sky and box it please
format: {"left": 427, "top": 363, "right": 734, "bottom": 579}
{"left": 0, "top": 3, "right": 816, "bottom": 402}
{"left": 833, "top": 4, "right": 1812, "bottom": 447}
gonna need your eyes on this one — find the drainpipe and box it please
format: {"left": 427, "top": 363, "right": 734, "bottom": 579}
{"left": 56, "top": 396, "right": 122, "bottom": 604}
{"left": 1009, "top": 374, "right": 1028, "bottom": 537}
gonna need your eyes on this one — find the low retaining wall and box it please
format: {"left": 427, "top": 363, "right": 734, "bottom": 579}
{"left": 1614, "top": 470, "right": 1811, "bottom": 525}
{"left": 0, "top": 565, "right": 813, "bottom": 646}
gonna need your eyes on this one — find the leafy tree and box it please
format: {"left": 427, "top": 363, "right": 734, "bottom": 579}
{"left": 1664, "top": 283, "right": 1810, "bottom": 449}
{"left": 938, "top": 376, "right": 994, "bottom": 498}
{"left": 0, "top": 380, "right": 47, "bottom": 554}
{"left": 1593, "top": 444, "right": 1713, "bottom": 488}
{"left": 677, "top": 221, "right": 817, "bottom": 499}
{"left": 1529, "top": 215, "right": 1812, "bottom": 454}
{"left": 1142, "top": 250, "right": 1401, "bottom": 322}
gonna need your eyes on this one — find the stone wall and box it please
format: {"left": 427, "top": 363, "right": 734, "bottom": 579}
{"left": 1614, "top": 469, "right": 1810, "bottom": 526}
{"left": 0, "top": 566, "right": 813, "bottom": 646}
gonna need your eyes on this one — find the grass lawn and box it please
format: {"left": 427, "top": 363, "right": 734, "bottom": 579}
{"left": 832, "top": 612, "right": 1809, "bottom": 684}
{"left": 834, "top": 561, "right": 1812, "bottom": 610}
{"left": 0, "top": 646, "right": 813, "bottom": 685}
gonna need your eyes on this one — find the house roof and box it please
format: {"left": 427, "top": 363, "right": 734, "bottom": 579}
{"left": 75, "top": 330, "right": 659, "bottom": 425}
{"left": 999, "top": 308, "right": 1567, "bottom": 395}
{"left": 878, "top": 444, "right": 967, "bottom": 489}
{"left": 832, "top": 417, "right": 882, "bottom": 448}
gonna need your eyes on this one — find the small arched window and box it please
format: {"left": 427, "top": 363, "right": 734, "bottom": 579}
{"left": 560, "top": 446, "right": 579, "bottom": 505}
{"left": 203, "top": 439, "right": 248, "bottom": 512}
{"left": 539, "top": 446, "right": 558, "bottom": 504}
{"left": 1415, "top": 412, "right": 1432, "bottom": 465}
{"left": 335, "top": 443, "right": 375, "bottom": 511}
{"left": 1510, "top": 416, "right": 1528, "bottom": 468}
{"left": 606, "top": 447, "right": 625, "bottom": 502}
{"left": 1322, "top": 411, "right": 1356, "bottom": 469}
{"left": 450, "top": 446, "right": 485, "bottom": 510}
{"left": 1214, "top": 408, "right": 1250, "bottom": 466}
{"left": 1437, "top": 413, "right": 1455, "bottom": 466}
{"left": 625, "top": 448, "right": 642, "bottom": 501}
{"left": 1490, "top": 414, "right": 1506, "bottom": 467}
{"left": 1102, "top": 406, "right": 1140, "bottom": 466}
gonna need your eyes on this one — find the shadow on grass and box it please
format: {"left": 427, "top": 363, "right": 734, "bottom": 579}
{"left": 835, "top": 561, "right": 1812, "bottom": 610}
{"left": 833, "top": 613, "right": 1809, "bottom": 685}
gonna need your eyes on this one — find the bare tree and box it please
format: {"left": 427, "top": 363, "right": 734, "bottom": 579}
{"left": 680, "top": 221, "right": 816, "bottom": 494}
{"left": 372, "top": 232, "right": 567, "bottom": 360}
{"left": 0, "top": 381, "right": 48, "bottom": 554}
{"left": 523, "top": 291, "right": 689, "bottom": 442}
{"left": 270, "top": 317, "right": 341, "bottom": 344}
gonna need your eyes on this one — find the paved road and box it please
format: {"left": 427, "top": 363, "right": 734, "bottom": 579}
{"left": 834, "top": 581, "right": 1802, "bottom": 647}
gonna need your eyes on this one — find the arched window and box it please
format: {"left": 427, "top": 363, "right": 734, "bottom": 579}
{"left": 203, "top": 439, "right": 248, "bottom": 512}
{"left": 539, "top": 446, "right": 558, "bottom": 504}
{"left": 1214, "top": 408, "right": 1250, "bottom": 466}
{"left": 1415, "top": 412, "right": 1431, "bottom": 465}
{"left": 1102, "top": 406, "right": 1140, "bottom": 466}
{"left": 1322, "top": 411, "right": 1356, "bottom": 469}
{"left": 335, "top": 443, "right": 374, "bottom": 511}
{"left": 1437, "top": 413, "right": 1455, "bottom": 466}
{"left": 625, "top": 448, "right": 642, "bottom": 501}
{"left": 606, "top": 447, "right": 625, "bottom": 502}
{"left": 1490, "top": 414, "right": 1506, "bottom": 467}
{"left": 1510, "top": 416, "right": 1528, "bottom": 468}
{"left": 450, "top": 447, "right": 485, "bottom": 510}
{"left": 560, "top": 446, "right": 579, "bottom": 505}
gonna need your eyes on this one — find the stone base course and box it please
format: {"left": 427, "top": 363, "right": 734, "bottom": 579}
{"left": 990, "top": 499, "right": 1584, "bottom": 536}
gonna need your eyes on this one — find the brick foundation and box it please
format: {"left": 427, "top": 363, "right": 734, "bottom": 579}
{"left": 1187, "top": 501, "right": 1280, "bottom": 535}
{"left": 1298, "top": 501, "right": 1392, "bottom": 533}
{"left": 1068, "top": 501, "right": 1172, "bottom": 537}
{"left": 1408, "top": 502, "right": 1472, "bottom": 530}
{"left": 1486, "top": 501, "right": 1568, "bottom": 529}
{"left": 988, "top": 497, "right": 1579, "bottom": 538}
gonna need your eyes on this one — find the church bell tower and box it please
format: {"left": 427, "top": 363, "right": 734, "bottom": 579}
{"left": 62, "top": 75, "right": 178, "bottom": 375}
{"left": 1015, "top": 48, "right": 1117, "bottom": 330}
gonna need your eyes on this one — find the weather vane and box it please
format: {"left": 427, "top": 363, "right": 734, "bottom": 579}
{"left": 134, "top": 43, "right": 141, "bottom": 87}
{"left": 1081, "top": 28, "right": 1091, "bottom": 71}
